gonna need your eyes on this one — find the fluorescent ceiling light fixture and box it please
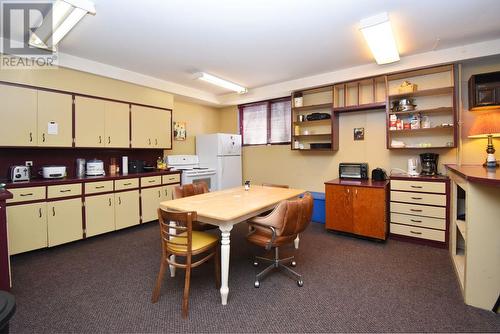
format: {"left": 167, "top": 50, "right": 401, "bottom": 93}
{"left": 359, "top": 12, "right": 400, "bottom": 65}
{"left": 29, "top": 0, "right": 96, "bottom": 50}
{"left": 195, "top": 72, "right": 248, "bottom": 94}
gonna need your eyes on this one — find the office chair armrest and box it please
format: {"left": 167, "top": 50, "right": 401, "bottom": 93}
{"left": 247, "top": 221, "right": 276, "bottom": 251}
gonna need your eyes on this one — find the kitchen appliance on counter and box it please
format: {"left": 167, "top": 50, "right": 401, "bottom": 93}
{"left": 371, "top": 168, "right": 387, "bottom": 181}
{"left": 86, "top": 159, "right": 105, "bottom": 176}
{"left": 76, "top": 159, "right": 86, "bottom": 178}
{"left": 10, "top": 166, "right": 30, "bottom": 182}
{"left": 196, "top": 133, "right": 242, "bottom": 190}
{"left": 408, "top": 157, "right": 420, "bottom": 176}
{"left": 420, "top": 153, "right": 439, "bottom": 175}
{"left": 339, "top": 163, "right": 369, "bottom": 180}
{"left": 306, "top": 113, "right": 331, "bottom": 121}
{"left": 166, "top": 155, "right": 217, "bottom": 191}
{"left": 41, "top": 166, "right": 66, "bottom": 179}
{"left": 128, "top": 160, "right": 145, "bottom": 173}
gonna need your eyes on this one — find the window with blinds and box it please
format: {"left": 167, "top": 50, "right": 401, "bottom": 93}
{"left": 239, "top": 97, "right": 291, "bottom": 146}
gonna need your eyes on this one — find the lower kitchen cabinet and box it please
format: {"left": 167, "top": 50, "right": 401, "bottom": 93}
{"left": 7, "top": 203, "right": 47, "bottom": 255}
{"left": 85, "top": 194, "right": 115, "bottom": 237}
{"left": 47, "top": 198, "right": 83, "bottom": 247}
{"left": 141, "top": 186, "right": 164, "bottom": 223}
{"left": 325, "top": 179, "right": 388, "bottom": 240}
{"left": 115, "top": 190, "right": 140, "bottom": 230}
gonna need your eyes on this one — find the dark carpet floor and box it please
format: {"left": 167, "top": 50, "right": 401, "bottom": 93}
{"left": 8, "top": 222, "right": 500, "bottom": 333}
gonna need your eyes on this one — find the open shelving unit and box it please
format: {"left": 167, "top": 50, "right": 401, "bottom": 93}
{"left": 333, "top": 76, "right": 386, "bottom": 112}
{"left": 291, "top": 86, "right": 338, "bottom": 151}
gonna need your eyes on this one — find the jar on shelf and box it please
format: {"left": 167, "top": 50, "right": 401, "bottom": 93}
{"left": 294, "top": 92, "right": 303, "bottom": 107}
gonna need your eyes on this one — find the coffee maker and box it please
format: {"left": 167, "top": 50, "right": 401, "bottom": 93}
{"left": 420, "top": 153, "right": 439, "bottom": 176}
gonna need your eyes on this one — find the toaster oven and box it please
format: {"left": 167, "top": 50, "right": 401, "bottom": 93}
{"left": 339, "top": 163, "right": 369, "bottom": 180}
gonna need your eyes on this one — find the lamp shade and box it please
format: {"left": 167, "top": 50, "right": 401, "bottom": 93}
{"left": 468, "top": 111, "right": 500, "bottom": 138}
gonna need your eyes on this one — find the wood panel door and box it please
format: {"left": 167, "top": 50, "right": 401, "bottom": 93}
{"left": 352, "top": 187, "right": 387, "bottom": 239}
{"left": 104, "top": 101, "right": 129, "bottom": 148}
{"left": 141, "top": 186, "right": 163, "bottom": 223}
{"left": 6, "top": 203, "right": 47, "bottom": 255}
{"left": 131, "top": 105, "right": 155, "bottom": 148}
{"left": 47, "top": 198, "right": 83, "bottom": 247}
{"left": 160, "top": 184, "right": 174, "bottom": 202}
{"left": 75, "top": 96, "right": 105, "bottom": 147}
{"left": 37, "top": 91, "right": 73, "bottom": 147}
{"left": 154, "top": 109, "right": 172, "bottom": 148}
{"left": 0, "top": 85, "right": 37, "bottom": 146}
{"left": 85, "top": 194, "right": 115, "bottom": 237}
{"left": 115, "top": 190, "right": 140, "bottom": 230}
{"left": 325, "top": 184, "right": 353, "bottom": 233}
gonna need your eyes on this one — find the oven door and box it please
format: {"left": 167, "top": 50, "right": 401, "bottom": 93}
{"left": 182, "top": 172, "right": 217, "bottom": 192}
{"left": 339, "top": 165, "right": 362, "bottom": 179}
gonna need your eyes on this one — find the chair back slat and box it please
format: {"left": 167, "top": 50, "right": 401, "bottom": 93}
{"left": 157, "top": 208, "right": 197, "bottom": 254}
{"left": 173, "top": 182, "right": 209, "bottom": 199}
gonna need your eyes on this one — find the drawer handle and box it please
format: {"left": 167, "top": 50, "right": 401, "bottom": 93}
{"left": 59, "top": 189, "right": 72, "bottom": 193}
{"left": 158, "top": 190, "right": 161, "bottom": 198}
{"left": 42, "top": 133, "right": 46, "bottom": 142}
{"left": 108, "top": 198, "right": 112, "bottom": 206}
{"left": 52, "top": 207, "right": 56, "bottom": 216}
{"left": 95, "top": 186, "right": 105, "bottom": 189}
{"left": 20, "top": 193, "right": 33, "bottom": 197}
{"left": 123, "top": 182, "right": 132, "bottom": 186}
{"left": 410, "top": 219, "right": 422, "bottom": 223}
{"left": 118, "top": 197, "right": 121, "bottom": 205}
{"left": 410, "top": 209, "right": 422, "bottom": 212}
{"left": 411, "top": 185, "right": 423, "bottom": 189}
{"left": 99, "top": 135, "right": 102, "bottom": 144}
{"left": 39, "top": 208, "right": 42, "bottom": 218}
{"left": 148, "top": 180, "right": 156, "bottom": 183}
{"left": 411, "top": 197, "right": 423, "bottom": 200}
{"left": 410, "top": 231, "right": 422, "bottom": 235}
{"left": 29, "top": 132, "right": 33, "bottom": 142}
{"left": 108, "top": 136, "right": 111, "bottom": 144}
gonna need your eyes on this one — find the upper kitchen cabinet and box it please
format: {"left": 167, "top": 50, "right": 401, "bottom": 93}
{"left": 37, "top": 91, "right": 73, "bottom": 147}
{"left": 75, "top": 97, "right": 130, "bottom": 148}
{"left": 0, "top": 84, "right": 37, "bottom": 146}
{"left": 131, "top": 105, "right": 172, "bottom": 149}
{"left": 468, "top": 71, "right": 500, "bottom": 110}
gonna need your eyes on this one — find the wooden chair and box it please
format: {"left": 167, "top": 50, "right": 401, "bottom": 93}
{"left": 173, "top": 183, "right": 217, "bottom": 231}
{"left": 151, "top": 208, "right": 220, "bottom": 318}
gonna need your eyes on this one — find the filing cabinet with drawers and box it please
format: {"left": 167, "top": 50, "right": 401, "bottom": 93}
{"left": 389, "top": 176, "right": 450, "bottom": 248}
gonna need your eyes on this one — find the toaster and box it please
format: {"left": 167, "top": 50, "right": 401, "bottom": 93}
{"left": 10, "top": 165, "right": 30, "bottom": 182}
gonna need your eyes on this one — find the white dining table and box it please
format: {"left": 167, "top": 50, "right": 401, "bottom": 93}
{"left": 159, "top": 185, "right": 305, "bottom": 305}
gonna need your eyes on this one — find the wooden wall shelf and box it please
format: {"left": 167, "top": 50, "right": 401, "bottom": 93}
{"left": 333, "top": 102, "right": 386, "bottom": 113}
{"left": 388, "top": 86, "right": 454, "bottom": 99}
{"left": 292, "top": 103, "right": 332, "bottom": 112}
{"left": 389, "top": 107, "right": 453, "bottom": 116}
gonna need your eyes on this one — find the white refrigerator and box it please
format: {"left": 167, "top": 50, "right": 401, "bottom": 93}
{"left": 196, "top": 133, "right": 242, "bottom": 190}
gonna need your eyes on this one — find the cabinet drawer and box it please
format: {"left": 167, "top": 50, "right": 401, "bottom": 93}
{"left": 390, "top": 202, "right": 446, "bottom": 219}
{"left": 115, "top": 178, "right": 139, "bottom": 191}
{"left": 162, "top": 174, "right": 180, "bottom": 185}
{"left": 47, "top": 184, "right": 82, "bottom": 199}
{"left": 390, "top": 180, "right": 445, "bottom": 194}
{"left": 7, "top": 187, "right": 46, "bottom": 203}
{"left": 390, "top": 223, "right": 445, "bottom": 242}
{"left": 390, "top": 212, "right": 446, "bottom": 230}
{"left": 391, "top": 191, "right": 446, "bottom": 206}
{"left": 85, "top": 181, "right": 114, "bottom": 194}
{"left": 141, "top": 176, "right": 161, "bottom": 187}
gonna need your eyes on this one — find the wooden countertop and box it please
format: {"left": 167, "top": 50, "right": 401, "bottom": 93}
{"left": 390, "top": 174, "right": 449, "bottom": 182}
{"left": 0, "top": 189, "right": 13, "bottom": 201}
{"left": 445, "top": 164, "right": 500, "bottom": 187}
{"left": 324, "top": 178, "right": 389, "bottom": 188}
{"left": 2, "top": 170, "right": 181, "bottom": 188}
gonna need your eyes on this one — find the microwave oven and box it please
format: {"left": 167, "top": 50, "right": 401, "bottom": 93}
{"left": 339, "top": 163, "right": 369, "bottom": 180}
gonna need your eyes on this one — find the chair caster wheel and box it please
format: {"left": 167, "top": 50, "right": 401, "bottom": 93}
{"left": 254, "top": 281, "right": 260, "bottom": 288}
{"left": 297, "top": 280, "right": 303, "bottom": 287}
{"left": 290, "top": 261, "right": 297, "bottom": 267}
{"left": 253, "top": 261, "right": 259, "bottom": 267}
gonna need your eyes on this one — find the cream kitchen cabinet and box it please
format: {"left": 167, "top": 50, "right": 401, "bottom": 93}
{"left": 140, "top": 186, "right": 164, "bottom": 222}
{"left": 37, "top": 91, "right": 73, "bottom": 147}
{"left": 85, "top": 194, "right": 115, "bottom": 237}
{"left": 75, "top": 97, "right": 130, "bottom": 148}
{"left": 115, "top": 190, "right": 140, "bottom": 230}
{"left": 131, "top": 105, "right": 171, "bottom": 148}
{"left": 6, "top": 203, "right": 47, "bottom": 255}
{"left": 154, "top": 108, "right": 172, "bottom": 148}
{"left": 47, "top": 198, "right": 83, "bottom": 247}
{"left": 0, "top": 85, "right": 37, "bottom": 146}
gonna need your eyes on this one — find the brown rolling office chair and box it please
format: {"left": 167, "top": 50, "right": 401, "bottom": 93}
{"left": 247, "top": 192, "right": 313, "bottom": 288}
{"left": 173, "top": 182, "right": 217, "bottom": 231}
{"left": 151, "top": 208, "right": 220, "bottom": 318}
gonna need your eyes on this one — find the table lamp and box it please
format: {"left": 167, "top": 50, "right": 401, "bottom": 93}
{"left": 468, "top": 111, "right": 500, "bottom": 168}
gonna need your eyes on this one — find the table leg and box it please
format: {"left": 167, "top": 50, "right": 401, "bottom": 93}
{"left": 294, "top": 234, "right": 300, "bottom": 249}
{"left": 219, "top": 223, "right": 233, "bottom": 305}
{"left": 169, "top": 220, "right": 176, "bottom": 277}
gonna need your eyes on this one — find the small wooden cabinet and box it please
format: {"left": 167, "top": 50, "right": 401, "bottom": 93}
{"left": 468, "top": 71, "right": 500, "bottom": 110}
{"left": 115, "top": 190, "right": 140, "bottom": 230}
{"left": 37, "top": 91, "right": 73, "bottom": 147}
{"left": 0, "top": 85, "right": 37, "bottom": 146}
{"left": 85, "top": 193, "right": 115, "bottom": 237}
{"left": 6, "top": 202, "right": 47, "bottom": 255}
{"left": 131, "top": 105, "right": 172, "bottom": 149}
{"left": 140, "top": 186, "right": 164, "bottom": 223}
{"left": 325, "top": 179, "right": 388, "bottom": 240}
{"left": 47, "top": 198, "right": 83, "bottom": 247}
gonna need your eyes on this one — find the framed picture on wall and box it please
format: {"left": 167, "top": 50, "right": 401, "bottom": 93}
{"left": 354, "top": 127, "right": 364, "bottom": 141}
{"left": 174, "top": 122, "right": 187, "bottom": 141}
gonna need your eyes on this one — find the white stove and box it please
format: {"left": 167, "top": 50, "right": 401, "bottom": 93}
{"left": 166, "top": 155, "right": 217, "bottom": 191}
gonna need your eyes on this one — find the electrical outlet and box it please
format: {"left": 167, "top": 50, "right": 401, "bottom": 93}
{"left": 25, "top": 161, "right": 33, "bottom": 167}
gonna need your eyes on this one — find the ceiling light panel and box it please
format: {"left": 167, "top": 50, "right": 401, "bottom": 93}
{"left": 359, "top": 12, "right": 400, "bottom": 65}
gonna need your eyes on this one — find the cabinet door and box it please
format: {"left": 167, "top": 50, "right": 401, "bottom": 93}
{"left": 85, "top": 194, "right": 115, "bottom": 237}
{"left": 47, "top": 198, "right": 83, "bottom": 247}
{"left": 160, "top": 184, "right": 175, "bottom": 202}
{"left": 131, "top": 105, "right": 156, "bottom": 148}
{"left": 0, "top": 85, "right": 37, "bottom": 146}
{"left": 325, "top": 185, "right": 353, "bottom": 233}
{"left": 6, "top": 203, "right": 47, "bottom": 255}
{"left": 154, "top": 109, "right": 172, "bottom": 148}
{"left": 37, "top": 91, "right": 73, "bottom": 147}
{"left": 353, "top": 187, "right": 387, "bottom": 239}
{"left": 115, "top": 190, "right": 140, "bottom": 230}
{"left": 104, "top": 101, "right": 130, "bottom": 148}
{"left": 141, "top": 186, "right": 163, "bottom": 223}
{"left": 75, "top": 96, "right": 105, "bottom": 147}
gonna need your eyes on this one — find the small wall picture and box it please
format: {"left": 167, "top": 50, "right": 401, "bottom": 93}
{"left": 354, "top": 127, "right": 364, "bottom": 141}
{"left": 174, "top": 122, "right": 187, "bottom": 141}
